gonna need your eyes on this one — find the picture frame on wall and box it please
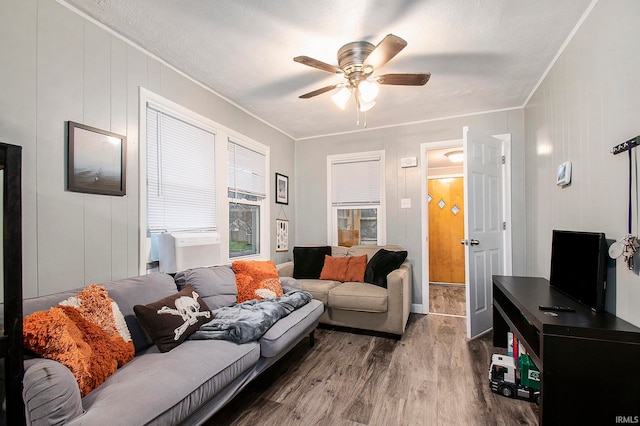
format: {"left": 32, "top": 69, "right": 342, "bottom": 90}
{"left": 275, "top": 172, "right": 288, "bottom": 205}
{"left": 276, "top": 219, "right": 289, "bottom": 252}
{"left": 67, "top": 121, "right": 126, "bottom": 196}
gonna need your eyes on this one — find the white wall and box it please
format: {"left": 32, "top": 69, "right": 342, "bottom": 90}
{"left": 295, "top": 109, "right": 526, "bottom": 307}
{"left": 0, "top": 0, "right": 295, "bottom": 298}
{"left": 524, "top": 0, "right": 640, "bottom": 326}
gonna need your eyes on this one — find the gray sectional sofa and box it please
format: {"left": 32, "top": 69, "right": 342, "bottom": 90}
{"left": 20, "top": 265, "right": 324, "bottom": 425}
{"left": 277, "top": 245, "right": 412, "bottom": 336}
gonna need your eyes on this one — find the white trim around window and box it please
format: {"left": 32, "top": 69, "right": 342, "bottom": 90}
{"left": 139, "top": 87, "right": 270, "bottom": 274}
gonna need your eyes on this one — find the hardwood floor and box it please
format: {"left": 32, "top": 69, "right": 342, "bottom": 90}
{"left": 429, "top": 284, "right": 466, "bottom": 317}
{"left": 206, "top": 314, "right": 538, "bottom": 426}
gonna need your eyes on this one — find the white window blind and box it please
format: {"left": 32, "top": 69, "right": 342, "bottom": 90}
{"left": 227, "top": 139, "right": 266, "bottom": 198}
{"left": 331, "top": 157, "right": 381, "bottom": 205}
{"left": 147, "top": 106, "right": 217, "bottom": 232}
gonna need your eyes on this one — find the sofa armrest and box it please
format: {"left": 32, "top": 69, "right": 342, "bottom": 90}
{"left": 277, "top": 261, "right": 294, "bottom": 277}
{"left": 385, "top": 261, "right": 413, "bottom": 332}
{"left": 23, "top": 358, "right": 84, "bottom": 425}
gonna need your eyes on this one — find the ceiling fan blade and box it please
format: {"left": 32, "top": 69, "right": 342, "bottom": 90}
{"left": 299, "top": 84, "right": 340, "bottom": 99}
{"left": 294, "top": 56, "right": 343, "bottom": 74}
{"left": 363, "top": 34, "right": 407, "bottom": 70}
{"left": 377, "top": 73, "right": 431, "bottom": 86}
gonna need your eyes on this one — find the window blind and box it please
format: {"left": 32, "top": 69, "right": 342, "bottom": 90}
{"left": 331, "top": 157, "right": 381, "bottom": 205}
{"left": 227, "top": 139, "right": 266, "bottom": 199}
{"left": 147, "top": 106, "right": 217, "bottom": 232}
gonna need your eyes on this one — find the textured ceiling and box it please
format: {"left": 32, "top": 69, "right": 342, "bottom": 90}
{"left": 63, "top": 0, "right": 593, "bottom": 140}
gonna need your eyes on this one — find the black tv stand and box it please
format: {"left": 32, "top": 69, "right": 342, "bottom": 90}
{"left": 493, "top": 275, "right": 640, "bottom": 425}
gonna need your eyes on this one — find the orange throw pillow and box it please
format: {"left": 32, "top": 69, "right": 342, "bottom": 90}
{"left": 319, "top": 255, "right": 350, "bottom": 281}
{"left": 320, "top": 255, "right": 367, "bottom": 282}
{"left": 232, "top": 260, "right": 284, "bottom": 303}
{"left": 344, "top": 255, "right": 367, "bottom": 282}
{"left": 23, "top": 306, "right": 131, "bottom": 397}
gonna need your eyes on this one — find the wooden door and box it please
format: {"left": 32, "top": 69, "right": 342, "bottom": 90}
{"left": 428, "top": 177, "right": 465, "bottom": 284}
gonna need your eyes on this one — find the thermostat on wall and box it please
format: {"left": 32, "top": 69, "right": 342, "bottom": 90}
{"left": 557, "top": 161, "right": 572, "bottom": 186}
{"left": 400, "top": 156, "right": 418, "bottom": 168}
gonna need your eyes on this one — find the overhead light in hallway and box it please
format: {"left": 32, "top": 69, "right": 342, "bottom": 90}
{"left": 445, "top": 150, "right": 464, "bottom": 163}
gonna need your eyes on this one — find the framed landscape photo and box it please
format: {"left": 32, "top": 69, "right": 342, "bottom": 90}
{"left": 68, "top": 121, "right": 126, "bottom": 196}
{"left": 275, "top": 173, "right": 288, "bottom": 205}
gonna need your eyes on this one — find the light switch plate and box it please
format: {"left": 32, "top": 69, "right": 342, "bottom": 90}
{"left": 401, "top": 198, "right": 411, "bottom": 209}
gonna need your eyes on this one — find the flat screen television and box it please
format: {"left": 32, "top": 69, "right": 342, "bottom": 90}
{"left": 549, "top": 229, "right": 607, "bottom": 312}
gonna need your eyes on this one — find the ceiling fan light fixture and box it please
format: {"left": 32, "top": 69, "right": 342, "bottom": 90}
{"left": 331, "top": 86, "right": 352, "bottom": 110}
{"left": 445, "top": 150, "right": 464, "bottom": 163}
{"left": 358, "top": 79, "right": 379, "bottom": 102}
{"left": 357, "top": 94, "right": 376, "bottom": 112}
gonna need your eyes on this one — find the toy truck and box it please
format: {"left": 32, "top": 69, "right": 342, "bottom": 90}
{"left": 489, "top": 353, "right": 540, "bottom": 404}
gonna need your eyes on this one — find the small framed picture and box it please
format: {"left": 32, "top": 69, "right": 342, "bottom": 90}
{"left": 276, "top": 219, "right": 289, "bottom": 252}
{"left": 68, "top": 121, "right": 126, "bottom": 196}
{"left": 275, "top": 173, "right": 288, "bottom": 205}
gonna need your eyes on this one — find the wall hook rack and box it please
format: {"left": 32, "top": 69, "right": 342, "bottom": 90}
{"left": 611, "top": 135, "right": 640, "bottom": 155}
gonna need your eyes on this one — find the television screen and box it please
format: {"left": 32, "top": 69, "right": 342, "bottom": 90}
{"left": 549, "top": 230, "right": 607, "bottom": 312}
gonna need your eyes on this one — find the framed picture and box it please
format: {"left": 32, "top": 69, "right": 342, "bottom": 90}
{"left": 276, "top": 219, "right": 289, "bottom": 252}
{"left": 68, "top": 121, "right": 126, "bottom": 196}
{"left": 275, "top": 173, "right": 288, "bottom": 205}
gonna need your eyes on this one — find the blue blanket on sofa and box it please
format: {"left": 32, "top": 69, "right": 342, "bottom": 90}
{"left": 189, "top": 289, "right": 312, "bottom": 344}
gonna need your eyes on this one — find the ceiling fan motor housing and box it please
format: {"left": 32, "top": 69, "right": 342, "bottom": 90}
{"left": 337, "top": 41, "right": 375, "bottom": 87}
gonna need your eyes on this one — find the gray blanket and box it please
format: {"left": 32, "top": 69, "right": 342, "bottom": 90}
{"left": 189, "top": 289, "right": 312, "bottom": 344}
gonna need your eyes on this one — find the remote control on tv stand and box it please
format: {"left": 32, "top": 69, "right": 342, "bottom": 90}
{"left": 539, "top": 305, "right": 576, "bottom": 312}
{"left": 538, "top": 305, "right": 576, "bottom": 312}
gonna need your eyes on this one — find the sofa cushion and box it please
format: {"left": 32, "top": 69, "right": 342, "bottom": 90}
{"left": 293, "top": 246, "right": 332, "bottom": 279}
{"left": 297, "top": 279, "right": 341, "bottom": 304}
{"left": 343, "top": 255, "right": 367, "bottom": 282}
{"left": 174, "top": 265, "right": 237, "bottom": 309}
{"left": 364, "top": 249, "right": 408, "bottom": 288}
{"left": 78, "top": 339, "right": 261, "bottom": 425}
{"left": 134, "top": 285, "right": 212, "bottom": 352}
{"left": 259, "top": 299, "right": 324, "bottom": 357}
{"left": 23, "top": 358, "right": 83, "bottom": 425}
{"left": 232, "top": 260, "right": 284, "bottom": 303}
{"left": 328, "top": 282, "right": 388, "bottom": 313}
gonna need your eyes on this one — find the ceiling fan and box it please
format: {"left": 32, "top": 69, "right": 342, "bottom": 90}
{"left": 294, "top": 34, "right": 430, "bottom": 112}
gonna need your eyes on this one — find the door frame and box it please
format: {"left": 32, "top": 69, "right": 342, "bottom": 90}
{"left": 420, "top": 133, "right": 512, "bottom": 315}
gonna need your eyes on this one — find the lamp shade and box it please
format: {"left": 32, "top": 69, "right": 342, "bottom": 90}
{"left": 331, "top": 86, "right": 352, "bottom": 110}
{"left": 358, "top": 80, "right": 379, "bottom": 102}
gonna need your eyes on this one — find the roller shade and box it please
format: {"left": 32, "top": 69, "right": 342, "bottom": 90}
{"left": 331, "top": 157, "right": 381, "bottom": 205}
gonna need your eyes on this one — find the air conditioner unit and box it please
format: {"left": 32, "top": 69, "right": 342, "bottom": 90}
{"left": 158, "top": 231, "right": 221, "bottom": 273}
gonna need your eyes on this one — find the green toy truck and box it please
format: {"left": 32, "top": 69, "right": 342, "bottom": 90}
{"left": 489, "top": 353, "right": 540, "bottom": 404}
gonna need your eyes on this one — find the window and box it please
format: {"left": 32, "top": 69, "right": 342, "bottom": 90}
{"left": 228, "top": 139, "right": 267, "bottom": 258}
{"left": 328, "top": 151, "right": 385, "bottom": 246}
{"left": 146, "top": 106, "right": 217, "bottom": 233}
{"left": 139, "top": 89, "right": 271, "bottom": 272}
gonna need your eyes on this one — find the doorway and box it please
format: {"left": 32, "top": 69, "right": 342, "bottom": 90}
{"left": 426, "top": 146, "right": 466, "bottom": 317}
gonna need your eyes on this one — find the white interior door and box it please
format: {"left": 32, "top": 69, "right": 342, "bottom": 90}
{"left": 463, "top": 126, "right": 505, "bottom": 339}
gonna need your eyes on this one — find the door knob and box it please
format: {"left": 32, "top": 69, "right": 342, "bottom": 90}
{"left": 461, "top": 239, "right": 481, "bottom": 246}
{"left": 470, "top": 239, "right": 480, "bottom": 246}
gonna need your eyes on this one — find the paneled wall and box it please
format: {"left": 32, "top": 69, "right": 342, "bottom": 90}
{"left": 0, "top": 0, "right": 295, "bottom": 298}
{"left": 524, "top": 0, "right": 640, "bottom": 326}
{"left": 295, "top": 109, "right": 525, "bottom": 307}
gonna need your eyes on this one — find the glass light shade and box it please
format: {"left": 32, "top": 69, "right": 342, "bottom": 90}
{"left": 358, "top": 96, "right": 376, "bottom": 112}
{"left": 331, "top": 86, "right": 352, "bottom": 110}
{"left": 358, "top": 80, "right": 379, "bottom": 102}
{"left": 445, "top": 150, "right": 464, "bottom": 163}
